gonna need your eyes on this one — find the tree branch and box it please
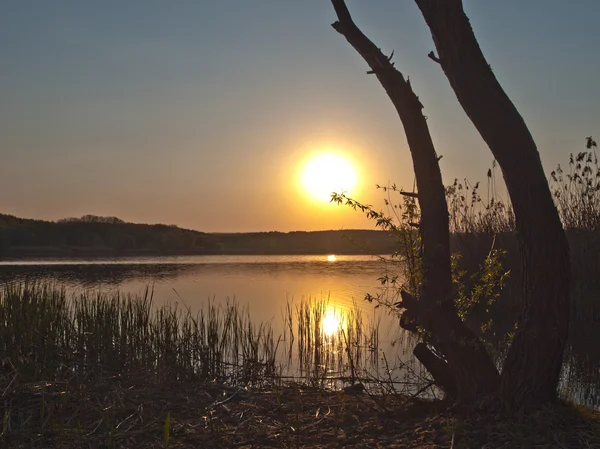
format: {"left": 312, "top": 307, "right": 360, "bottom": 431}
{"left": 331, "top": 1, "right": 408, "bottom": 84}
{"left": 414, "top": 343, "right": 457, "bottom": 399}
{"left": 428, "top": 51, "right": 441, "bottom": 64}
{"left": 329, "top": 0, "right": 500, "bottom": 401}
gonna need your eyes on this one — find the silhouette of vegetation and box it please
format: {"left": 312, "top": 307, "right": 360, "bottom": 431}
{"left": 0, "top": 214, "right": 397, "bottom": 258}
{"left": 551, "top": 137, "right": 600, "bottom": 229}
{"left": 335, "top": 137, "right": 600, "bottom": 409}
{"left": 0, "top": 283, "right": 413, "bottom": 447}
{"left": 1, "top": 283, "right": 599, "bottom": 447}
{"left": 330, "top": 0, "right": 587, "bottom": 410}
{"left": 0, "top": 214, "right": 215, "bottom": 257}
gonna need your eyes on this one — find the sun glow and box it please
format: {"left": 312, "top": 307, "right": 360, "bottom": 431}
{"left": 327, "top": 255, "right": 337, "bottom": 262}
{"left": 300, "top": 153, "right": 358, "bottom": 203}
{"left": 321, "top": 309, "right": 342, "bottom": 336}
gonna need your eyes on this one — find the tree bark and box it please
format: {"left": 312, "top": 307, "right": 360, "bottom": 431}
{"left": 330, "top": 0, "right": 499, "bottom": 402}
{"left": 413, "top": 343, "right": 457, "bottom": 400}
{"left": 415, "top": 0, "right": 571, "bottom": 409}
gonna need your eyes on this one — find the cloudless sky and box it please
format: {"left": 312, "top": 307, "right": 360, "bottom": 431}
{"left": 1, "top": 1, "right": 599, "bottom": 232}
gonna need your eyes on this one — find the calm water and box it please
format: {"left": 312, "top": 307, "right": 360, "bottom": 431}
{"left": 0, "top": 255, "right": 406, "bottom": 353}
{"left": 0, "top": 254, "right": 597, "bottom": 407}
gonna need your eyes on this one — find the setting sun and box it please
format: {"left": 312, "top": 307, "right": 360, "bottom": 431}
{"left": 300, "top": 153, "right": 358, "bottom": 203}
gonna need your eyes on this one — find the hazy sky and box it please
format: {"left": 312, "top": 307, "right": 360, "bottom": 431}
{"left": 1, "top": 1, "right": 599, "bottom": 232}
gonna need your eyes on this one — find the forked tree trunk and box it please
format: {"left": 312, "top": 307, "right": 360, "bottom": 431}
{"left": 330, "top": 0, "right": 500, "bottom": 402}
{"left": 415, "top": 0, "right": 571, "bottom": 409}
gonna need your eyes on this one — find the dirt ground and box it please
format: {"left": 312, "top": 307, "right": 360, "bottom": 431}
{"left": 2, "top": 377, "right": 600, "bottom": 448}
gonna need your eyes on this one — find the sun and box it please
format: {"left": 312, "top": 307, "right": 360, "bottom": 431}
{"left": 300, "top": 153, "right": 358, "bottom": 202}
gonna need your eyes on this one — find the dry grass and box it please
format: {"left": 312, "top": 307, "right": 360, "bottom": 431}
{"left": 446, "top": 137, "right": 600, "bottom": 234}
{"left": 0, "top": 283, "right": 433, "bottom": 447}
{"left": 1, "top": 372, "right": 598, "bottom": 448}
{"left": 0, "top": 283, "right": 280, "bottom": 386}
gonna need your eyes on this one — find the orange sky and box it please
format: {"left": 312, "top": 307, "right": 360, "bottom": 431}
{"left": 1, "top": 1, "right": 599, "bottom": 231}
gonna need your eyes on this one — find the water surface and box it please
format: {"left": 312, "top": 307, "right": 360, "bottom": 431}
{"left": 1, "top": 254, "right": 597, "bottom": 407}
{"left": 0, "top": 255, "right": 405, "bottom": 349}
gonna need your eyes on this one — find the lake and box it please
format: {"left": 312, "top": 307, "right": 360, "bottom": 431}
{"left": 0, "top": 254, "right": 401, "bottom": 339}
{"left": 0, "top": 254, "right": 598, "bottom": 407}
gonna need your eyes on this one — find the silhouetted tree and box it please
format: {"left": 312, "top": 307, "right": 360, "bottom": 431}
{"left": 331, "top": 0, "right": 499, "bottom": 404}
{"left": 330, "top": 0, "right": 570, "bottom": 410}
{"left": 59, "top": 215, "right": 126, "bottom": 224}
{"left": 415, "top": 0, "right": 570, "bottom": 410}
{"left": 0, "top": 213, "right": 400, "bottom": 257}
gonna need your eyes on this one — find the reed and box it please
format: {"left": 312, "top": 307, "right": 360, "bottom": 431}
{"left": 282, "top": 296, "right": 382, "bottom": 387}
{"left": 0, "top": 284, "right": 411, "bottom": 392}
{"left": 442, "top": 139, "right": 600, "bottom": 407}
{"left": 447, "top": 137, "right": 600, "bottom": 234}
{"left": 334, "top": 137, "right": 600, "bottom": 408}
{"left": 0, "top": 283, "right": 280, "bottom": 386}
{"left": 0, "top": 282, "right": 431, "bottom": 447}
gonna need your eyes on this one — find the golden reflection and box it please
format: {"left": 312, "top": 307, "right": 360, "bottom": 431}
{"left": 321, "top": 308, "right": 343, "bottom": 337}
{"left": 327, "top": 254, "right": 337, "bottom": 262}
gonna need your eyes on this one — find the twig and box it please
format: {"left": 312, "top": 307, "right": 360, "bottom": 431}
{"left": 213, "top": 388, "right": 243, "bottom": 408}
{"left": 411, "top": 380, "right": 436, "bottom": 399}
{"left": 428, "top": 51, "right": 441, "bottom": 64}
{"left": 1, "top": 373, "right": 18, "bottom": 398}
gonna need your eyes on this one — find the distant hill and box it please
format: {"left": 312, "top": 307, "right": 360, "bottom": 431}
{"left": 0, "top": 214, "right": 398, "bottom": 258}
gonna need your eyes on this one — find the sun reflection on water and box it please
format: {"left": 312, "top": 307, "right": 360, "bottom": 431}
{"left": 327, "top": 255, "right": 337, "bottom": 262}
{"left": 321, "top": 309, "right": 342, "bottom": 336}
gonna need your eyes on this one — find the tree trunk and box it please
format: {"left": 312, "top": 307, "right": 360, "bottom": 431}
{"left": 415, "top": 0, "right": 571, "bottom": 409}
{"left": 330, "top": 0, "right": 499, "bottom": 402}
{"left": 413, "top": 343, "right": 457, "bottom": 400}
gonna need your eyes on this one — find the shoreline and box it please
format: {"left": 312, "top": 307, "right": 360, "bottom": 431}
{"left": 0, "top": 247, "right": 389, "bottom": 260}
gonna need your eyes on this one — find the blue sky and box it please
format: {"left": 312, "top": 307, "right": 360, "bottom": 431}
{"left": 1, "top": 1, "right": 599, "bottom": 231}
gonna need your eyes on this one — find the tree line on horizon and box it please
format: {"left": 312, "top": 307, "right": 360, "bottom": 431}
{"left": 0, "top": 213, "right": 398, "bottom": 257}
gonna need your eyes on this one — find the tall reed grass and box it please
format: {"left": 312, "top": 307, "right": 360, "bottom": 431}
{"left": 447, "top": 136, "right": 600, "bottom": 234}
{"left": 335, "top": 137, "right": 600, "bottom": 406}
{"left": 0, "top": 283, "right": 280, "bottom": 385}
{"left": 286, "top": 297, "right": 379, "bottom": 385}
{"left": 0, "top": 283, "right": 414, "bottom": 392}
{"left": 0, "top": 284, "right": 434, "bottom": 447}
{"left": 443, "top": 138, "right": 600, "bottom": 406}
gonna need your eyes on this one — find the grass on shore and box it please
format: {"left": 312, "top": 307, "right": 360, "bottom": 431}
{"left": 0, "top": 283, "right": 599, "bottom": 448}
{"left": 0, "top": 282, "right": 411, "bottom": 447}
{"left": 1, "top": 372, "right": 599, "bottom": 448}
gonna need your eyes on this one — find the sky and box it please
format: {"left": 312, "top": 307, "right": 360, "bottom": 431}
{"left": 1, "top": 0, "right": 599, "bottom": 232}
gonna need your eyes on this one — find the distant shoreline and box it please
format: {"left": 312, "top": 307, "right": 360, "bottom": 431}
{"left": 0, "top": 213, "right": 400, "bottom": 260}
{"left": 0, "top": 246, "right": 387, "bottom": 260}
